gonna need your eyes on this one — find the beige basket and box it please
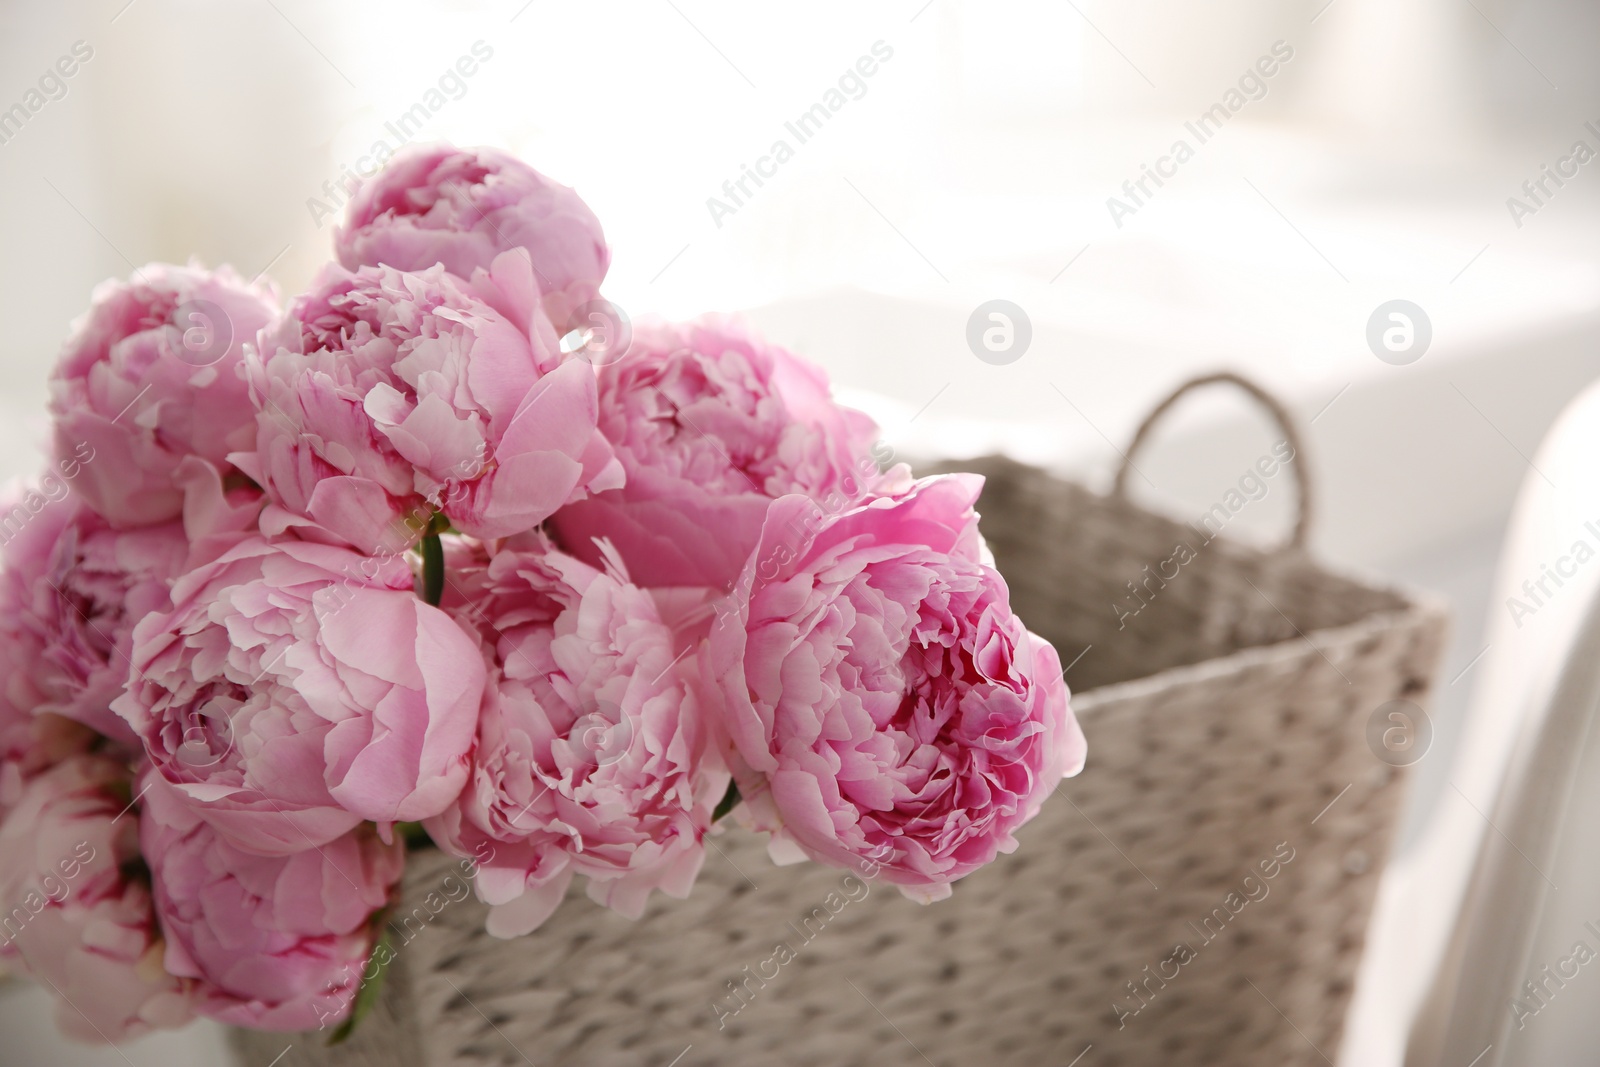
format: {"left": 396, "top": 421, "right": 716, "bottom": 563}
{"left": 232, "top": 374, "right": 1448, "bottom": 1067}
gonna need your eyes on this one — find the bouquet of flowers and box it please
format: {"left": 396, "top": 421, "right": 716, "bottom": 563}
{"left": 0, "top": 144, "right": 1087, "bottom": 1043}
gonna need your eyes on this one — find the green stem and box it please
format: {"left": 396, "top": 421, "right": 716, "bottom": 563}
{"left": 420, "top": 531, "right": 444, "bottom": 607}
{"left": 395, "top": 821, "right": 434, "bottom": 849}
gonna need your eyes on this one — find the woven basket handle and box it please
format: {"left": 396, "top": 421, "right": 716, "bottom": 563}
{"left": 1111, "top": 371, "right": 1312, "bottom": 550}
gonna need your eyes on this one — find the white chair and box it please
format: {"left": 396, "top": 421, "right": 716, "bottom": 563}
{"left": 1342, "top": 377, "right": 1600, "bottom": 1065}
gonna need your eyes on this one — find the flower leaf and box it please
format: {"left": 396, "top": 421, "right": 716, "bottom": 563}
{"left": 711, "top": 780, "right": 741, "bottom": 823}
{"left": 327, "top": 928, "right": 393, "bottom": 1046}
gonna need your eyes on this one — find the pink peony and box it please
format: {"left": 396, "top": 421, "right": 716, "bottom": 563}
{"left": 0, "top": 755, "right": 193, "bottom": 1042}
{"left": 0, "top": 488, "right": 102, "bottom": 812}
{"left": 171, "top": 455, "right": 269, "bottom": 569}
{"left": 708, "top": 475, "right": 1085, "bottom": 901}
{"left": 334, "top": 142, "right": 610, "bottom": 331}
{"left": 49, "top": 262, "right": 279, "bottom": 527}
{"left": 425, "top": 537, "right": 729, "bottom": 936}
{"left": 140, "top": 771, "right": 403, "bottom": 1032}
{"left": 0, "top": 491, "right": 189, "bottom": 747}
{"left": 113, "top": 536, "right": 484, "bottom": 855}
{"left": 550, "top": 316, "right": 895, "bottom": 592}
{"left": 239, "top": 253, "right": 621, "bottom": 554}
{"left": 0, "top": 703, "right": 94, "bottom": 819}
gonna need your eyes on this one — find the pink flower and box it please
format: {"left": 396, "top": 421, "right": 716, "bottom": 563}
{"left": 0, "top": 486, "right": 104, "bottom": 812}
{"left": 0, "top": 702, "right": 94, "bottom": 819}
{"left": 0, "top": 492, "right": 189, "bottom": 747}
{"left": 335, "top": 143, "right": 610, "bottom": 331}
{"left": 550, "top": 316, "right": 894, "bottom": 591}
{"left": 425, "top": 538, "right": 729, "bottom": 936}
{"left": 239, "top": 254, "right": 621, "bottom": 554}
{"left": 49, "top": 262, "right": 279, "bottom": 527}
{"left": 171, "top": 455, "right": 269, "bottom": 569}
{"left": 0, "top": 755, "right": 194, "bottom": 1043}
{"left": 140, "top": 771, "right": 403, "bottom": 1032}
{"left": 113, "top": 536, "right": 484, "bottom": 855}
{"left": 708, "top": 475, "right": 1085, "bottom": 901}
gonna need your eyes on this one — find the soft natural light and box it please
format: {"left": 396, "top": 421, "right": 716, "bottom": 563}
{"left": 4, "top": 2, "right": 1600, "bottom": 1065}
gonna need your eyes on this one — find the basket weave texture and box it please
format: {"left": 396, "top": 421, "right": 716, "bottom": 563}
{"left": 233, "top": 427, "right": 1448, "bottom": 1066}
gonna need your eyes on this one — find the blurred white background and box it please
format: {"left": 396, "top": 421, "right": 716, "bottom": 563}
{"left": 2, "top": 0, "right": 1600, "bottom": 1062}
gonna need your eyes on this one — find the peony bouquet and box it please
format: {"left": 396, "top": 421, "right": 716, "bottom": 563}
{"left": 0, "top": 144, "right": 1087, "bottom": 1043}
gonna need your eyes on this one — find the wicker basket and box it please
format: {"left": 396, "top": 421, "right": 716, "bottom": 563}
{"left": 232, "top": 374, "right": 1448, "bottom": 1067}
